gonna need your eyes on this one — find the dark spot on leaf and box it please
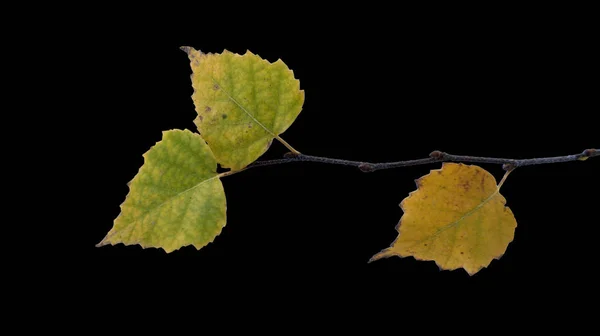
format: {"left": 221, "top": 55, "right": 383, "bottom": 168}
{"left": 460, "top": 252, "right": 464, "bottom": 254}
{"left": 247, "top": 123, "right": 252, "bottom": 128}
{"left": 205, "top": 106, "right": 212, "bottom": 112}
{"left": 213, "top": 84, "right": 220, "bottom": 90}
{"left": 197, "top": 115, "right": 203, "bottom": 122}
{"left": 460, "top": 181, "right": 471, "bottom": 191}
{"left": 424, "top": 243, "right": 428, "bottom": 246}
{"left": 222, "top": 114, "right": 227, "bottom": 119}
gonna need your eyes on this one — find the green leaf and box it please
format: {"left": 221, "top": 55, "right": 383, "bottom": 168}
{"left": 182, "top": 47, "right": 305, "bottom": 171}
{"left": 97, "top": 129, "right": 226, "bottom": 253}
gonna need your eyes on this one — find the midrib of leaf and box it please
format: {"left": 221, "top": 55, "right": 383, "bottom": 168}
{"left": 407, "top": 188, "right": 501, "bottom": 250}
{"left": 97, "top": 174, "right": 223, "bottom": 246}
{"left": 405, "top": 169, "right": 512, "bottom": 251}
{"left": 125, "top": 175, "right": 220, "bottom": 226}
{"left": 100, "top": 175, "right": 220, "bottom": 245}
{"left": 210, "top": 77, "right": 300, "bottom": 154}
{"left": 211, "top": 78, "right": 275, "bottom": 138}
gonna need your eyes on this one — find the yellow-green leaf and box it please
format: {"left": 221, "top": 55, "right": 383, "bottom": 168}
{"left": 182, "top": 47, "right": 304, "bottom": 171}
{"left": 370, "top": 163, "right": 517, "bottom": 275}
{"left": 97, "top": 129, "right": 226, "bottom": 253}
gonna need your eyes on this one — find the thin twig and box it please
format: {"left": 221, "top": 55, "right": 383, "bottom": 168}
{"left": 239, "top": 148, "right": 597, "bottom": 173}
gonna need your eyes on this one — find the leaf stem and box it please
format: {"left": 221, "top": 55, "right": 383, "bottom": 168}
{"left": 497, "top": 168, "right": 513, "bottom": 190}
{"left": 231, "top": 148, "right": 597, "bottom": 175}
{"left": 275, "top": 136, "right": 301, "bottom": 155}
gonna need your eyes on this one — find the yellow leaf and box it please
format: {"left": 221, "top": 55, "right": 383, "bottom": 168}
{"left": 370, "top": 163, "right": 517, "bottom": 275}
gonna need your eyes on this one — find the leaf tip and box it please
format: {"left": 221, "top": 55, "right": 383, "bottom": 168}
{"left": 179, "top": 46, "right": 194, "bottom": 55}
{"left": 179, "top": 45, "right": 194, "bottom": 54}
{"left": 96, "top": 231, "right": 115, "bottom": 248}
{"left": 369, "top": 248, "right": 394, "bottom": 263}
{"left": 95, "top": 238, "right": 111, "bottom": 248}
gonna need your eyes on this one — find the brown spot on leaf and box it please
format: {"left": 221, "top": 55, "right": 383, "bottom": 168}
{"left": 247, "top": 123, "right": 252, "bottom": 128}
{"left": 460, "top": 181, "right": 471, "bottom": 191}
{"left": 222, "top": 114, "right": 227, "bottom": 119}
{"left": 205, "top": 106, "right": 212, "bottom": 112}
{"left": 460, "top": 252, "right": 464, "bottom": 255}
{"left": 197, "top": 115, "right": 203, "bottom": 122}
{"left": 213, "top": 84, "right": 220, "bottom": 90}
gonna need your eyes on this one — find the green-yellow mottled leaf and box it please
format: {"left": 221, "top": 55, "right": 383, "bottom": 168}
{"left": 182, "top": 46, "right": 304, "bottom": 171}
{"left": 97, "top": 129, "right": 226, "bottom": 253}
{"left": 370, "top": 163, "right": 517, "bottom": 275}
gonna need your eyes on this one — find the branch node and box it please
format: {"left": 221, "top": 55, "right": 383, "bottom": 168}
{"left": 283, "top": 151, "right": 300, "bottom": 159}
{"left": 358, "top": 163, "right": 375, "bottom": 173}
{"left": 429, "top": 150, "right": 445, "bottom": 160}
{"left": 583, "top": 148, "right": 597, "bottom": 157}
{"left": 502, "top": 163, "right": 516, "bottom": 172}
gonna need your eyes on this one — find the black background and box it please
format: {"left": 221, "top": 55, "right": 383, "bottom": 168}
{"left": 79, "top": 11, "right": 598, "bottom": 301}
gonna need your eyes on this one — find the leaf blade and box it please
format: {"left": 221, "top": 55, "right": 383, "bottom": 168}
{"left": 183, "top": 47, "right": 304, "bottom": 170}
{"left": 97, "top": 129, "right": 227, "bottom": 253}
{"left": 371, "top": 163, "right": 517, "bottom": 275}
